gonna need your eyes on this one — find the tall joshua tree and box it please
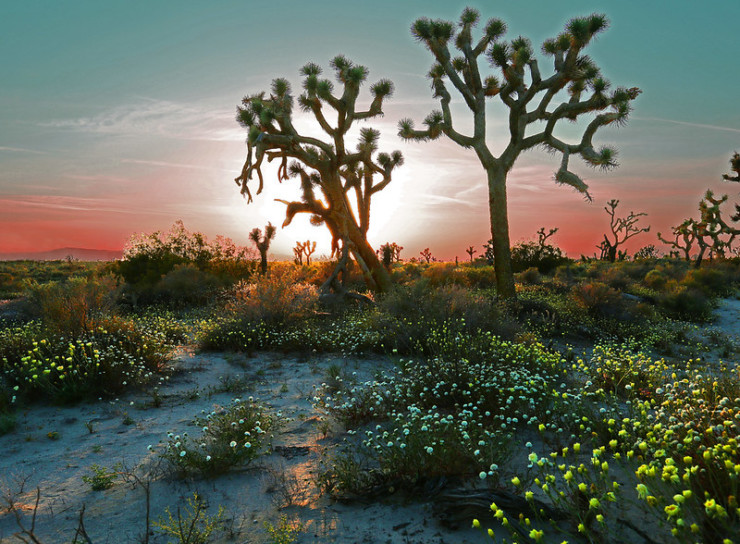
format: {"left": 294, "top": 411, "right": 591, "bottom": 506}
{"left": 235, "top": 56, "right": 403, "bottom": 293}
{"left": 399, "top": 8, "right": 640, "bottom": 298}
{"left": 249, "top": 223, "right": 276, "bottom": 275}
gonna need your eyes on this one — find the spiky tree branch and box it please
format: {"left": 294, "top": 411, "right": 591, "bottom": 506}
{"left": 235, "top": 57, "right": 402, "bottom": 293}
{"left": 400, "top": 8, "right": 639, "bottom": 298}
{"left": 598, "top": 199, "right": 650, "bottom": 262}
{"left": 657, "top": 219, "right": 696, "bottom": 261}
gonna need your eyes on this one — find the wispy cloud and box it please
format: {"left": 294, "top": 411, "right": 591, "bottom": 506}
{"left": 0, "top": 146, "right": 47, "bottom": 155}
{"left": 0, "top": 195, "right": 166, "bottom": 215}
{"left": 637, "top": 117, "right": 740, "bottom": 134}
{"left": 121, "top": 158, "right": 231, "bottom": 172}
{"left": 39, "top": 98, "right": 236, "bottom": 141}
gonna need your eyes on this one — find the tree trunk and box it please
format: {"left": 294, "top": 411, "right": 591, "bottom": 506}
{"left": 346, "top": 224, "right": 392, "bottom": 293}
{"left": 259, "top": 251, "right": 268, "bottom": 275}
{"left": 487, "top": 167, "right": 516, "bottom": 299}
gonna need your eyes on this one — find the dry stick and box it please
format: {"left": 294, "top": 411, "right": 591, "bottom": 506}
{"left": 71, "top": 504, "right": 93, "bottom": 544}
{"left": 12, "top": 487, "right": 43, "bottom": 544}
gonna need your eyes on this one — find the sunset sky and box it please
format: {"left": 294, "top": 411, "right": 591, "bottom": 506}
{"left": 1, "top": 1, "right": 739, "bottom": 260}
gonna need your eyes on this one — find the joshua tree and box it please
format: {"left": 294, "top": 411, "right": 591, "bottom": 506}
{"left": 293, "top": 241, "right": 305, "bottom": 265}
{"left": 419, "top": 247, "right": 434, "bottom": 263}
{"left": 249, "top": 223, "right": 276, "bottom": 275}
{"left": 658, "top": 219, "right": 697, "bottom": 262}
{"left": 722, "top": 151, "right": 740, "bottom": 183}
{"left": 378, "top": 242, "right": 402, "bottom": 269}
{"left": 465, "top": 245, "right": 476, "bottom": 262}
{"left": 598, "top": 200, "right": 649, "bottom": 262}
{"left": 293, "top": 240, "right": 317, "bottom": 266}
{"left": 235, "top": 56, "right": 403, "bottom": 293}
{"left": 722, "top": 151, "right": 740, "bottom": 221}
{"left": 483, "top": 240, "right": 495, "bottom": 265}
{"left": 537, "top": 227, "right": 558, "bottom": 248}
{"left": 399, "top": 8, "right": 640, "bottom": 298}
{"left": 302, "top": 240, "right": 317, "bottom": 265}
{"left": 693, "top": 190, "right": 739, "bottom": 265}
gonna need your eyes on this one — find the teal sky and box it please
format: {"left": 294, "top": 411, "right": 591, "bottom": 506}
{"left": 1, "top": 1, "right": 739, "bottom": 258}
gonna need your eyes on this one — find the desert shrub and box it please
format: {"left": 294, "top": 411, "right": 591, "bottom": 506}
{"left": 0, "top": 317, "right": 171, "bottom": 404}
{"left": 161, "top": 398, "right": 280, "bottom": 477}
{"left": 225, "top": 269, "right": 318, "bottom": 327}
{"left": 25, "top": 275, "right": 119, "bottom": 337}
{"left": 452, "top": 265, "right": 497, "bottom": 288}
{"left": 572, "top": 281, "right": 622, "bottom": 317}
{"left": 151, "top": 264, "right": 222, "bottom": 306}
{"left": 553, "top": 264, "right": 576, "bottom": 286}
{"left": 117, "top": 221, "right": 255, "bottom": 305}
{"left": 376, "top": 281, "right": 510, "bottom": 337}
{"left": 515, "top": 267, "right": 541, "bottom": 285}
{"left": 681, "top": 267, "right": 734, "bottom": 297}
{"left": 597, "top": 266, "right": 630, "bottom": 290}
{"left": 420, "top": 263, "right": 458, "bottom": 286}
{"left": 643, "top": 269, "right": 667, "bottom": 290}
{"left": 658, "top": 285, "right": 712, "bottom": 321}
{"left": 633, "top": 244, "right": 659, "bottom": 260}
{"left": 317, "top": 340, "right": 565, "bottom": 497}
{"left": 510, "top": 240, "right": 569, "bottom": 274}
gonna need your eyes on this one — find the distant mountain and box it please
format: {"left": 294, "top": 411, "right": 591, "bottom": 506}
{"left": 0, "top": 247, "right": 122, "bottom": 261}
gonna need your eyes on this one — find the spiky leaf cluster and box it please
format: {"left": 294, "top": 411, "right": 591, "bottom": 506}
{"left": 235, "top": 57, "right": 403, "bottom": 256}
{"left": 400, "top": 8, "right": 640, "bottom": 200}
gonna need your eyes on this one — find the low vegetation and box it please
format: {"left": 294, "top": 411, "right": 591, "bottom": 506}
{"left": 0, "top": 235, "right": 738, "bottom": 543}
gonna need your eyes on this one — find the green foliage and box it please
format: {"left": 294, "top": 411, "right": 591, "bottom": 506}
{"left": 153, "top": 493, "right": 226, "bottom": 544}
{"left": 264, "top": 515, "right": 303, "bottom": 544}
{"left": 117, "top": 220, "right": 255, "bottom": 305}
{"left": 82, "top": 463, "right": 119, "bottom": 491}
{"left": 161, "top": 398, "right": 280, "bottom": 477}
{"left": 510, "top": 240, "right": 569, "bottom": 274}
{"left": 0, "top": 316, "right": 171, "bottom": 404}
{"left": 25, "top": 275, "right": 118, "bottom": 337}
{"left": 317, "top": 345, "right": 564, "bottom": 496}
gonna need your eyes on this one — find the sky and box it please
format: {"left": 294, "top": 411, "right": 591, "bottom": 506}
{"left": 1, "top": 0, "right": 739, "bottom": 260}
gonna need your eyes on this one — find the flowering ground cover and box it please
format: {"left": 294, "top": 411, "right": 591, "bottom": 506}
{"left": 0, "top": 260, "right": 738, "bottom": 542}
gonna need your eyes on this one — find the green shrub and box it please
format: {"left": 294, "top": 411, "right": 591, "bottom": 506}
{"left": 152, "top": 264, "right": 222, "bottom": 306}
{"left": 0, "top": 317, "right": 171, "bottom": 404}
{"left": 161, "top": 398, "right": 280, "bottom": 477}
{"left": 516, "top": 267, "right": 542, "bottom": 285}
{"left": 572, "top": 281, "right": 622, "bottom": 317}
{"left": 510, "top": 240, "right": 569, "bottom": 274}
{"left": 225, "top": 269, "right": 318, "bottom": 327}
{"left": 25, "top": 276, "right": 118, "bottom": 337}
{"left": 658, "top": 285, "right": 712, "bottom": 321}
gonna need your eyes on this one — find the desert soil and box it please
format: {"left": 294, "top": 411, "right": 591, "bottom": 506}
{"left": 1, "top": 297, "right": 738, "bottom": 543}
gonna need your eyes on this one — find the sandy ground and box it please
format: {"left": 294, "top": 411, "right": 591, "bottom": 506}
{"left": 0, "top": 349, "right": 482, "bottom": 543}
{"left": 1, "top": 297, "right": 738, "bottom": 543}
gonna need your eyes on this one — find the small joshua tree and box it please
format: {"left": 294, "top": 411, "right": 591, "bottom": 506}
{"left": 598, "top": 199, "right": 649, "bottom": 262}
{"left": 537, "top": 227, "right": 558, "bottom": 249}
{"left": 400, "top": 8, "right": 640, "bottom": 298}
{"left": 658, "top": 218, "right": 697, "bottom": 262}
{"left": 293, "top": 241, "right": 305, "bottom": 265}
{"left": 302, "top": 240, "right": 317, "bottom": 265}
{"left": 378, "top": 242, "right": 403, "bottom": 268}
{"left": 483, "top": 240, "right": 495, "bottom": 265}
{"left": 465, "top": 246, "right": 476, "bottom": 262}
{"left": 293, "top": 240, "right": 317, "bottom": 266}
{"left": 419, "top": 247, "right": 434, "bottom": 264}
{"left": 249, "top": 223, "right": 276, "bottom": 275}
{"left": 235, "top": 56, "right": 403, "bottom": 293}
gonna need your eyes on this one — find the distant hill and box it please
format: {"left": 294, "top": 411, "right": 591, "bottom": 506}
{"left": 0, "top": 247, "right": 122, "bottom": 261}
